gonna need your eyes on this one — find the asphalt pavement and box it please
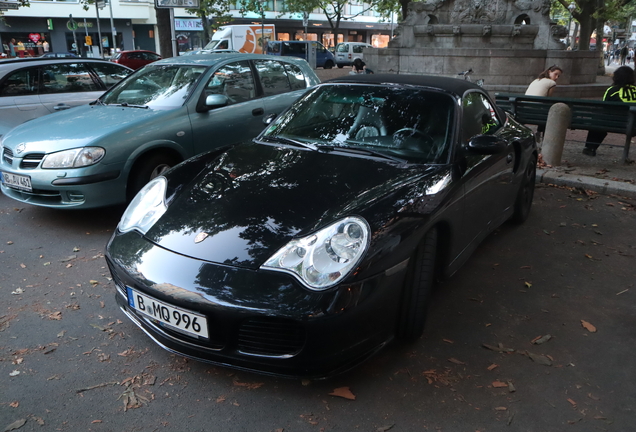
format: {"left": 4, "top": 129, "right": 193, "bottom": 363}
{"left": 1, "top": 183, "right": 634, "bottom": 432}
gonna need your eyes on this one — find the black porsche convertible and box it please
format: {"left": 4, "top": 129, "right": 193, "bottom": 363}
{"left": 105, "top": 74, "right": 537, "bottom": 378}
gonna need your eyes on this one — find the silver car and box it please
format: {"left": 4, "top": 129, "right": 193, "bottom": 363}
{"left": 0, "top": 58, "right": 133, "bottom": 137}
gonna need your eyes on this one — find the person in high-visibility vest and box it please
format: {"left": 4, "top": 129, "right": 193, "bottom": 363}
{"left": 583, "top": 66, "right": 636, "bottom": 156}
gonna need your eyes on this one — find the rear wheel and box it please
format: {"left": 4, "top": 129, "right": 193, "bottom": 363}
{"left": 324, "top": 60, "right": 334, "bottom": 69}
{"left": 127, "top": 153, "right": 177, "bottom": 201}
{"left": 337, "top": 64, "right": 344, "bottom": 69}
{"left": 510, "top": 156, "right": 537, "bottom": 224}
{"left": 396, "top": 227, "right": 438, "bottom": 342}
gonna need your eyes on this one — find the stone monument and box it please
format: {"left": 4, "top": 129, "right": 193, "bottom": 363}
{"left": 365, "top": 0, "right": 602, "bottom": 96}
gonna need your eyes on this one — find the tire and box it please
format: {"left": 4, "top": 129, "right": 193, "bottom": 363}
{"left": 396, "top": 227, "right": 438, "bottom": 342}
{"left": 337, "top": 64, "right": 344, "bottom": 69}
{"left": 324, "top": 60, "right": 334, "bottom": 69}
{"left": 127, "top": 153, "right": 177, "bottom": 201}
{"left": 510, "top": 156, "right": 537, "bottom": 224}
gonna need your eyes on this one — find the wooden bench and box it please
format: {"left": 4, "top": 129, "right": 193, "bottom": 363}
{"left": 495, "top": 93, "right": 636, "bottom": 162}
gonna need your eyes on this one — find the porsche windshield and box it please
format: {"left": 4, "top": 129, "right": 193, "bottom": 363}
{"left": 101, "top": 65, "right": 206, "bottom": 109}
{"left": 263, "top": 84, "right": 455, "bottom": 164}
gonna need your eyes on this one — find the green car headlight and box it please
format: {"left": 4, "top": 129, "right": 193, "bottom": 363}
{"left": 118, "top": 177, "right": 168, "bottom": 235}
{"left": 261, "top": 216, "right": 370, "bottom": 290}
{"left": 41, "top": 147, "right": 105, "bottom": 169}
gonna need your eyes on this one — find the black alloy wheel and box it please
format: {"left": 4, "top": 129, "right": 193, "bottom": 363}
{"left": 510, "top": 156, "right": 537, "bottom": 224}
{"left": 396, "top": 227, "right": 438, "bottom": 342}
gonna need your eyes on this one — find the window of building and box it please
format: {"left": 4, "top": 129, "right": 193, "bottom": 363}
{"left": 277, "top": 33, "right": 290, "bottom": 41}
{"left": 372, "top": 34, "right": 390, "bottom": 48}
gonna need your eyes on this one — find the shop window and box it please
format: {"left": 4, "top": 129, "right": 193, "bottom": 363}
{"left": 278, "top": 33, "right": 290, "bottom": 41}
{"left": 371, "top": 34, "right": 390, "bottom": 48}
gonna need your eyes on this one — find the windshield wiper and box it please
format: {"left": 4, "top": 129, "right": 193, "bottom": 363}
{"left": 108, "top": 102, "right": 149, "bottom": 109}
{"left": 318, "top": 145, "right": 407, "bottom": 164}
{"left": 259, "top": 135, "right": 317, "bottom": 151}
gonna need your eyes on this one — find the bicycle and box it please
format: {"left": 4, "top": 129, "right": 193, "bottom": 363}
{"left": 458, "top": 68, "right": 484, "bottom": 87}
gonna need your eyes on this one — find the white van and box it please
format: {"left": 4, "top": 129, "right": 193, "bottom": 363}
{"left": 335, "top": 42, "right": 373, "bottom": 68}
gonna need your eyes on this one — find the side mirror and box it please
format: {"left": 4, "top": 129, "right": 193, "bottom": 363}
{"left": 205, "top": 94, "right": 229, "bottom": 109}
{"left": 467, "top": 135, "right": 507, "bottom": 155}
{"left": 196, "top": 93, "right": 229, "bottom": 113}
{"left": 263, "top": 113, "right": 277, "bottom": 126}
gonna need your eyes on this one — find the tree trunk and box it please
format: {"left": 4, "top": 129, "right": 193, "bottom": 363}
{"left": 575, "top": 9, "right": 593, "bottom": 50}
{"left": 596, "top": 16, "right": 605, "bottom": 75}
{"left": 155, "top": 7, "right": 173, "bottom": 58}
{"left": 201, "top": 14, "right": 211, "bottom": 46}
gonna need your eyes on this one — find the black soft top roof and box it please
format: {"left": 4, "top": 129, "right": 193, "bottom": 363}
{"left": 325, "top": 73, "right": 483, "bottom": 97}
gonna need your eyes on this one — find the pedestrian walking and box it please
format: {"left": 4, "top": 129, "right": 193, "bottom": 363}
{"left": 620, "top": 45, "right": 628, "bottom": 65}
{"left": 583, "top": 65, "right": 636, "bottom": 156}
{"left": 525, "top": 65, "right": 563, "bottom": 141}
{"left": 8, "top": 38, "right": 16, "bottom": 57}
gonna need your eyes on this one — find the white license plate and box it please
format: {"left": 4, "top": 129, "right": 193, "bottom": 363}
{"left": 1, "top": 172, "right": 32, "bottom": 192}
{"left": 127, "top": 287, "right": 209, "bottom": 339}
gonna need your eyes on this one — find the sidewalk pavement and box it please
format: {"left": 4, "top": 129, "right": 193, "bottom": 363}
{"left": 537, "top": 129, "right": 636, "bottom": 199}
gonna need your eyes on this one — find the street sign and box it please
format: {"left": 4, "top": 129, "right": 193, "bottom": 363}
{"left": 155, "top": 0, "right": 199, "bottom": 8}
{"left": 0, "top": 1, "right": 20, "bottom": 9}
{"left": 96, "top": 1, "right": 106, "bottom": 9}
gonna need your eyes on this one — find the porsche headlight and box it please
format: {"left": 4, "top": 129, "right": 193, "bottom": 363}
{"left": 118, "top": 177, "right": 167, "bottom": 235}
{"left": 261, "top": 216, "right": 370, "bottom": 290}
{"left": 41, "top": 147, "right": 105, "bottom": 169}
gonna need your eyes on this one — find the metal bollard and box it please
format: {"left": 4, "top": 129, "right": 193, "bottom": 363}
{"left": 542, "top": 102, "right": 571, "bottom": 166}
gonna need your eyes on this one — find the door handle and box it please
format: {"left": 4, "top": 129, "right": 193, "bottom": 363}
{"left": 252, "top": 108, "right": 264, "bottom": 116}
{"left": 54, "top": 104, "right": 71, "bottom": 111}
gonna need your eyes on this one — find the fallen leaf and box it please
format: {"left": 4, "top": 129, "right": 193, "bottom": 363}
{"left": 91, "top": 420, "right": 102, "bottom": 424}
{"left": 448, "top": 358, "right": 466, "bottom": 365}
{"left": 329, "top": 387, "right": 356, "bottom": 400}
{"left": 443, "top": 338, "right": 454, "bottom": 344}
{"left": 567, "top": 398, "right": 577, "bottom": 407}
{"left": 89, "top": 280, "right": 99, "bottom": 285}
{"left": 525, "top": 351, "right": 552, "bottom": 366}
{"left": 73, "top": 247, "right": 81, "bottom": 252}
{"left": 524, "top": 281, "right": 532, "bottom": 288}
{"left": 581, "top": 320, "right": 597, "bottom": 332}
{"left": 301, "top": 379, "right": 311, "bottom": 386}
{"left": 60, "top": 255, "right": 77, "bottom": 262}
{"left": 9, "top": 401, "right": 19, "bottom": 408}
{"left": 3, "top": 419, "right": 26, "bottom": 431}
{"left": 20, "top": 263, "right": 26, "bottom": 269}
{"left": 492, "top": 381, "right": 508, "bottom": 388}
{"left": 495, "top": 406, "right": 508, "bottom": 411}
{"left": 508, "top": 381, "right": 516, "bottom": 393}
{"left": 48, "top": 312, "right": 62, "bottom": 321}
{"left": 487, "top": 364, "right": 498, "bottom": 371}
{"left": 7, "top": 241, "right": 14, "bottom": 245}
{"left": 233, "top": 380, "right": 264, "bottom": 390}
{"left": 9, "top": 370, "right": 20, "bottom": 376}
{"left": 216, "top": 396, "right": 226, "bottom": 403}
{"left": 532, "top": 334, "right": 552, "bottom": 345}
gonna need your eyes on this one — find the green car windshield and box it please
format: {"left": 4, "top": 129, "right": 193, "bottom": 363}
{"left": 263, "top": 84, "right": 455, "bottom": 164}
{"left": 101, "top": 65, "right": 206, "bottom": 109}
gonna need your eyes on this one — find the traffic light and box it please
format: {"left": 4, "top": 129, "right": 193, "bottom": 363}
{"left": 85, "top": 35, "right": 93, "bottom": 46}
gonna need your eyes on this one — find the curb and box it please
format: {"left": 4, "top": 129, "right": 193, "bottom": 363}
{"left": 536, "top": 168, "right": 636, "bottom": 199}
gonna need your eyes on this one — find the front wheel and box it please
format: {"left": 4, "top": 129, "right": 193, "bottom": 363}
{"left": 396, "top": 227, "right": 438, "bottom": 342}
{"left": 127, "top": 153, "right": 178, "bottom": 201}
{"left": 337, "top": 64, "right": 344, "bottom": 69}
{"left": 510, "top": 156, "right": 537, "bottom": 224}
{"left": 324, "top": 60, "right": 334, "bottom": 69}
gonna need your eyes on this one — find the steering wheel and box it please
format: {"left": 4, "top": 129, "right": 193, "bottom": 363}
{"left": 393, "top": 128, "right": 433, "bottom": 150}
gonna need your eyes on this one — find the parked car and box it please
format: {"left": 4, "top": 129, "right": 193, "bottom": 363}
{"left": 111, "top": 50, "right": 162, "bottom": 70}
{"left": 335, "top": 42, "right": 373, "bottom": 68}
{"left": 105, "top": 74, "right": 538, "bottom": 379}
{"left": 0, "top": 54, "right": 320, "bottom": 209}
{"left": 181, "top": 49, "right": 239, "bottom": 56}
{"left": 267, "top": 41, "right": 336, "bottom": 69}
{"left": 40, "top": 52, "right": 79, "bottom": 58}
{"left": 0, "top": 57, "right": 132, "bottom": 137}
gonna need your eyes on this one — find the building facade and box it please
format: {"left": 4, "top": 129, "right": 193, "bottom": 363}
{"left": 1, "top": 0, "right": 396, "bottom": 58}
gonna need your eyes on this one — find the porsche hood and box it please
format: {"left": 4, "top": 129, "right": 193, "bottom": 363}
{"left": 144, "top": 143, "right": 449, "bottom": 269}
